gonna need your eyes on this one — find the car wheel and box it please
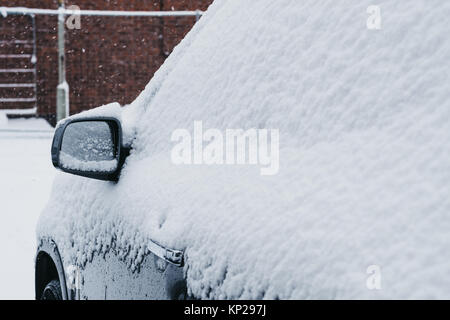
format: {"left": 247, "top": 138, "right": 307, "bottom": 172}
{"left": 41, "top": 279, "right": 62, "bottom": 300}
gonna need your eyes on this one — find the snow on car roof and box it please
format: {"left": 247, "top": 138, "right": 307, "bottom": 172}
{"left": 38, "top": 0, "right": 450, "bottom": 299}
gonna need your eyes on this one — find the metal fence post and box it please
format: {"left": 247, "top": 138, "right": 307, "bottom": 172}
{"left": 195, "top": 10, "right": 201, "bottom": 22}
{"left": 56, "top": 0, "right": 69, "bottom": 122}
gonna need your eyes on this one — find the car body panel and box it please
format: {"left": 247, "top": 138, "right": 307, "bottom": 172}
{"left": 36, "top": 237, "right": 186, "bottom": 300}
{"left": 79, "top": 249, "right": 186, "bottom": 300}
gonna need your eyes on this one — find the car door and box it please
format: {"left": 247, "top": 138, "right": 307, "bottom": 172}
{"left": 47, "top": 116, "right": 187, "bottom": 300}
{"left": 78, "top": 242, "right": 186, "bottom": 300}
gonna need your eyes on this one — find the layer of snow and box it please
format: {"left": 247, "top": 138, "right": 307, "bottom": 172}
{"left": 0, "top": 118, "right": 55, "bottom": 299}
{"left": 0, "top": 116, "right": 53, "bottom": 133}
{"left": 59, "top": 152, "right": 118, "bottom": 172}
{"left": 38, "top": 0, "right": 450, "bottom": 299}
{"left": 0, "top": 112, "right": 7, "bottom": 127}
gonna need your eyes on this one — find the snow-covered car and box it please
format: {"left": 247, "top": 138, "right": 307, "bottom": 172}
{"left": 36, "top": 0, "right": 450, "bottom": 300}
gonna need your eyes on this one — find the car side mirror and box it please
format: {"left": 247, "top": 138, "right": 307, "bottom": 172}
{"left": 51, "top": 117, "right": 127, "bottom": 181}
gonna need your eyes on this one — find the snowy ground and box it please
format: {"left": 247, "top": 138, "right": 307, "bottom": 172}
{"left": 0, "top": 113, "right": 55, "bottom": 299}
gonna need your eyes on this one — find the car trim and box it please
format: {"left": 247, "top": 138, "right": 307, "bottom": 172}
{"left": 148, "top": 239, "right": 184, "bottom": 267}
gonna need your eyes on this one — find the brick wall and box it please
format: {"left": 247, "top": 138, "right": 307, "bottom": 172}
{"left": 0, "top": 0, "right": 212, "bottom": 125}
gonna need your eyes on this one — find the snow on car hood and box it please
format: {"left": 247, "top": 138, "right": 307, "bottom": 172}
{"left": 38, "top": 0, "right": 450, "bottom": 299}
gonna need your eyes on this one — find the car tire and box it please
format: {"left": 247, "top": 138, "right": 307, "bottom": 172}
{"left": 41, "top": 279, "right": 62, "bottom": 300}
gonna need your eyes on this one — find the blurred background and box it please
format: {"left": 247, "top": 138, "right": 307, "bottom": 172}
{"left": 1, "top": 0, "right": 213, "bottom": 126}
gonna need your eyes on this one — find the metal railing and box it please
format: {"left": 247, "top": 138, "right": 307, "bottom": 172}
{"left": 0, "top": 11, "right": 38, "bottom": 116}
{"left": 0, "top": 7, "right": 203, "bottom": 18}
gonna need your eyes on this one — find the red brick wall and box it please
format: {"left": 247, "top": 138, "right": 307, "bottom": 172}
{"left": 0, "top": 0, "right": 212, "bottom": 125}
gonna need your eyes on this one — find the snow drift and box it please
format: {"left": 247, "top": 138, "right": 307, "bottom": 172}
{"left": 38, "top": 0, "right": 450, "bottom": 299}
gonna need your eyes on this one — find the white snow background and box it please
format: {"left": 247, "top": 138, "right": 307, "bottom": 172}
{"left": 36, "top": 0, "right": 450, "bottom": 299}
{"left": 0, "top": 114, "right": 55, "bottom": 299}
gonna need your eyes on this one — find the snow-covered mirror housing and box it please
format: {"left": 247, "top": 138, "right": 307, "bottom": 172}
{"left": 51, "top": 117, "right": 127, "bottom": 181}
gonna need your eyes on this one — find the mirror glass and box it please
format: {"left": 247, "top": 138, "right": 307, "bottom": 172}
{"left": 60, "top": 121, "right": 118, "bottom": 173}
